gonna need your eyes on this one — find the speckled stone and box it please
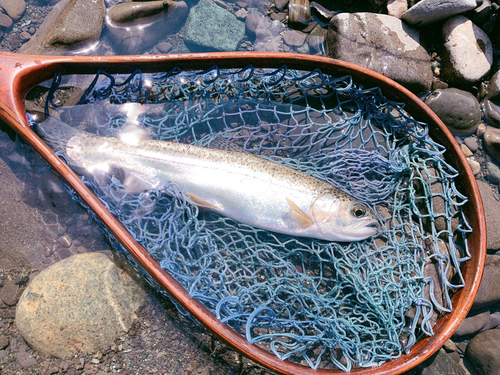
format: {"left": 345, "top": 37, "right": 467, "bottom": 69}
{"left": 16, "top": 253, "right": 146, "bottom": 358}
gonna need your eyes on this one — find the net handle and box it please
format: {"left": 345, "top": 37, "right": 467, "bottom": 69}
{"left": 0, "top": 51, "right": 486, "bottom": 375}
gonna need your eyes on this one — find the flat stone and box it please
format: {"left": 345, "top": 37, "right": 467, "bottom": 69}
{"left": 481, "top": 311, "right": 500, "bottom": 331}
{"left": 0, "top": 0, "right": 26, "bottom": 20}
{"left": 464, "top": 136, "right": 479, "bottom": 152}
{"left": 453, "top": 309, "right": 490, "bottom": 337}
{"left": 282, "top": 30, "right": 307, "bottom": 47}
{"left": 464, "top": 329, "right": 500, "bottom": 374}
{"left": 441, "top": 15, "right": 493, "bottom": 86}
{"left": 484, "top": 126, "right": 500, "bottom": 162}
{"left": 20, "top": 0, "right": 106, "bottom": 55}
{"left": 473, "top": 254, "right": 500, "bottom": 309}
{"left": 424, "top": 88, "right": 481, "bottom": 135}
{"left": 387, "top": 0, "right": 408, "bottom": 18}
{"left": 402, "top": 0, "right": 477, "bottom": 27}
{"left": 106, "top": 0, "right": 188, "bottom": 54}
{"left": 156, "top": 41, "right": 173, "bottom": 54}
{"left": 15, "top": 252, "right": 146, "bottom": 358}
{"left": 184, "top": 0, "right": 245, "bottom": 52}
{"left": 0, "top": 335, "right": 8, "bottom": 349}
{"left": 326, "top": 13, "right": 432, "bottom": 93}
{"left": 467, "top": 157, "right": 481, "bottom": 175}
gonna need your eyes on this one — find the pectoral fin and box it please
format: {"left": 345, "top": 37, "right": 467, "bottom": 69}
{"left": 186, "top": 193, "right": 220, "bottom": 211}
{"left": 286, "top": 198, "right": 314, "bottom": 229}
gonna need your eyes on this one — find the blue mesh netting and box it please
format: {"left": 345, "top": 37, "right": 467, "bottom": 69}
{"left": 35, "top": 65, "right": 472, "bottom": 371}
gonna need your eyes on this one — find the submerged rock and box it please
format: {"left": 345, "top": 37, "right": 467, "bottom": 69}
{"left": 288, "top": 0, "right": 311, "bottom": 25}
{"left": 15, "top": 252, "right": 146, "bottom": 358}
{"left": 423, "top": 88, "right": 481, "bottom": 135}
{"left": 106, "top": 0, "right": 188, "bottom": 54}
{"left": 184, "top": 0, "right": 245, "bottom": 52}
{"left": 326, "top": 13, "right": 432, "bottom": 93}
{"left": 19, "top": 0, "right": 106, "bottom": 55}
{"left": 245, "top": 11, "right": 284, "bottom": 52}
{"left": 441, "top": 15, "right": 493, "bottom": 86}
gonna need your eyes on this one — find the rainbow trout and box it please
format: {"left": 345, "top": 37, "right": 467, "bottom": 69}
{"left": 37, "top": 117, "right": 379, "bottom": 242}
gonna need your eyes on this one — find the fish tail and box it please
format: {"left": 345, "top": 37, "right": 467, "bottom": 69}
{"left": 36, "top": 116, "right": 85, "bottom": 158}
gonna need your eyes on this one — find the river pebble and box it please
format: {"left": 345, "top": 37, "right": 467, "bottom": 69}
{"left": 424, "top": 88, "right": 481, "bottom": 135}
{"left": 464, "top": 329, "right": 500, "bottom": 374}
{"left": 484, "top": 126, "right": 500, "bottom": 162}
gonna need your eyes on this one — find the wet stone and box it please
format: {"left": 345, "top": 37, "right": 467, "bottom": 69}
{"left": 464, "top": 328, "right": 500, "bottom": 374}
{"left": 441, "top": 15, "right": 493, "bottom": 86}
{"left": 326, "top": 12, "right": 432, "bottom": 93}
{"left": 282, "top": 30, "right": 306, "bottom": 47}
{"left": 486, "top": 161, "right": 500, "bottom": 184}
{"left": 423, "top": 88, "right": 481, "bottom": 135}
{"left": 484, "top": 70, "right": 500, "bottom": 128}
{"left": 15, "top": 252, "right": 146, "bottom": 358}
{"left": 184, "top": 0, "right": 245, "bottom": 52}
{"left": 402, "top": 0, "right": 477, "bottom": 27}
{"left": 464, "top": 136, "right": 479, "bottom": 152}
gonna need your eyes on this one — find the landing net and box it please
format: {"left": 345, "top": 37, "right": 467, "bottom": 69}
{"left": 34, "top": 65, "right": 471, "bottom": 371}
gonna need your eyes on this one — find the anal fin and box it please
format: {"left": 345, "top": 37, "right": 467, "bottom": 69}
{"left": 286, "top": 197, "right": 314, "bottom": 229}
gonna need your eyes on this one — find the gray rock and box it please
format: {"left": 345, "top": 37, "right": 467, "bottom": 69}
{"left": 283, "top": 30, "right": 306, "bottom": 47}
{"left": 156, "top": 41, "right": 173, "bottom": 54}
{"left": 184, "top": 0, "right": 245, "bottom": 52}
{"left": 473, "top": 254, "right": 500, "bottom": 309}
{"left": 0, "top": 0, "right": 26, "bottom": 20}
{"left": 15, "top": 252, "right": 146, "bottom": 358}
{"left": 469, "top": 0, "right": 492, "bottom": 26}
{"left": 464, "top": 136, "right": 479, "bottom": 152}
{"left": 464, "top": 329, "right": 500, "bottom": 375}
{"left": 106, "top": 0, "right": 188, "bottom": 54}
{"left": 477, "top": 180, "right": 500, "bottom": 251}
{"left": 0, "top": 335, "right": 8, "bottom": 349}
{"left": 481, "top": 311, "right": 500, "bottom": 331}
{"left": 486, "top": 161, "right": 500, "bottom": 184}
{"left": 484, "top": 126, "right": 500, "bottom": 162}
{"left": 423, "top": 88, "right": 481, "bottom": 135}
{"left": 441, "top": 16, "right": 493, "bottom": 86}
{"left": 19, "top": 0, "right": 106, "bottom": 55}
{"left": 453, "top": 309, "right": 490, "bottom": 337}
{"left": 402, "top": 0, "right": 477, "bottom": 27}
{"left": 326, "top": 13, "right": 432, "bottom": 93}
{"left": 407, "top": 348, "right": 467, "bottom": 375}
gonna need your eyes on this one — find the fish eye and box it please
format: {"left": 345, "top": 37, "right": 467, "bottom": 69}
{"left": 351, "top": 204, "right": 367, "bottom": 218}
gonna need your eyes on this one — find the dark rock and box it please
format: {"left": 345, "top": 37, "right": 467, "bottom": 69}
{"left": 406, "top": 348, "right": 467, "bottom": 375}
{"left": 473, "top": 254, "right": 500, "bottom": 309}
{"left": 423, "top": 88, "right": 481, "bottom": 135}
{"left": 453, "top": 309, "right": 490, "bottom": 337}
{"left": 464, "top": 329, "right": 500, "bottom": 375}
{"left": 326, "top": 13, "right": 432, "bottom": 93}
{"left": 288, "top": 0, "right": 311, "bottom": 25}
{"left": 184, "top": 0, "right": 245, "bottom": 52}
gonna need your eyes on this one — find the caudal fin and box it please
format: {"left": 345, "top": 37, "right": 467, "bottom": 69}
{"left": 36, "top": 116, "right": 85, "bottom": 160}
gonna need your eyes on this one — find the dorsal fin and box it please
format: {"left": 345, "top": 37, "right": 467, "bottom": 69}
{"left": 207, "top": 136, "right": 247, "bottom": 153}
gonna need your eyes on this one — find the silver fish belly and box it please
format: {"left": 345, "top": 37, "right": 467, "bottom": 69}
{"left": 40, "top": 119, "right": 378, "bottom": 242}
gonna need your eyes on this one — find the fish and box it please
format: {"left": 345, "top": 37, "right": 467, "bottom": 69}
{"left": 36, "top": 116, "right": 379, "bottom": 242}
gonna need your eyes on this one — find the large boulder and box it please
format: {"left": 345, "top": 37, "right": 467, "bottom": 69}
{"left": 326, "top": 13, "right": 432, "bottom": 93}
{"left": 16, "top": 252, "right": 146, "bottom": 358}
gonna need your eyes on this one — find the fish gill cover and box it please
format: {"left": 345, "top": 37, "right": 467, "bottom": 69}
{"left": 32, "top": 65, "right": 471, "bottom": 371}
